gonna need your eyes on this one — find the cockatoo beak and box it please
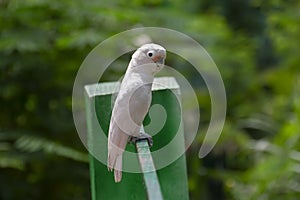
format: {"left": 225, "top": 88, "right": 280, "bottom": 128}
{"left": 152, "top": 52, "right": 166, "bottom": 64}
{"left": 153, "top": 56, "right": 165, "bottom": 65}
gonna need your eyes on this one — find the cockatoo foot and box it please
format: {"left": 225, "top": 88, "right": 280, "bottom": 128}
{"left": 128, "top": 132, "right": 153, "bottom": 147}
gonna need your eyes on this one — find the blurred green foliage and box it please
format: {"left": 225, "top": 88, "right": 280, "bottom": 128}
{"left": 1, "top": 0, "right": 300, "bottom": 199}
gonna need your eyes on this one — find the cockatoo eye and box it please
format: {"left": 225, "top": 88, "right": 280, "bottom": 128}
{"left": 147, "top": 51, "right": 154, "bottom": 58}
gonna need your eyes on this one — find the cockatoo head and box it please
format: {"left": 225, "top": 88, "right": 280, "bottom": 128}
{"left": 130, "top": 43, "right": 166, "bottom": 74}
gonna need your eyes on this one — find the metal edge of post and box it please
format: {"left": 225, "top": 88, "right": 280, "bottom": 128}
{"left": 135, "top": 126, "right": 163, "bottom": 200}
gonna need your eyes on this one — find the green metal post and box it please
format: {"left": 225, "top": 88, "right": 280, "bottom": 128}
{"left": 135, "top": 139, "right": 163, "bottom": 200}
{"left": 84, "top": 77, "right": 189, "bottom": 200}
{"left": 135, "top": 126, "right": 163, "bottom": 200}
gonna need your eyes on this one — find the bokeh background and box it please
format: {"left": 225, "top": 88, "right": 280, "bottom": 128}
{"left": 1, "top": 0, "right": 300, "bottom": 199}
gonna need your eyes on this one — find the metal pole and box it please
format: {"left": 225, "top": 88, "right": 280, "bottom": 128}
{"left": 135, "top": 126, "right": 163, "bottom": 200}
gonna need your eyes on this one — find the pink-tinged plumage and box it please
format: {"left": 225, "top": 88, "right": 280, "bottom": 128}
{"left": 107, "top": 43, "right": 166, "bottom": 182}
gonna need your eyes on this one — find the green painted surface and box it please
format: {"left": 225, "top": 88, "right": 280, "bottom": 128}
{"left": 84, "top": 77, "right": 189, "bottom": 200}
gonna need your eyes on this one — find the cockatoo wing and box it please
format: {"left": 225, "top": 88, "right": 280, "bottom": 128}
{"left": 107, "top": 81, "right": 152, "bottom": 182}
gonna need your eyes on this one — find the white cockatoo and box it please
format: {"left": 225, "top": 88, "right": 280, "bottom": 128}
{"left": 107, "top": 43, "right": 166, "bottom": 182}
